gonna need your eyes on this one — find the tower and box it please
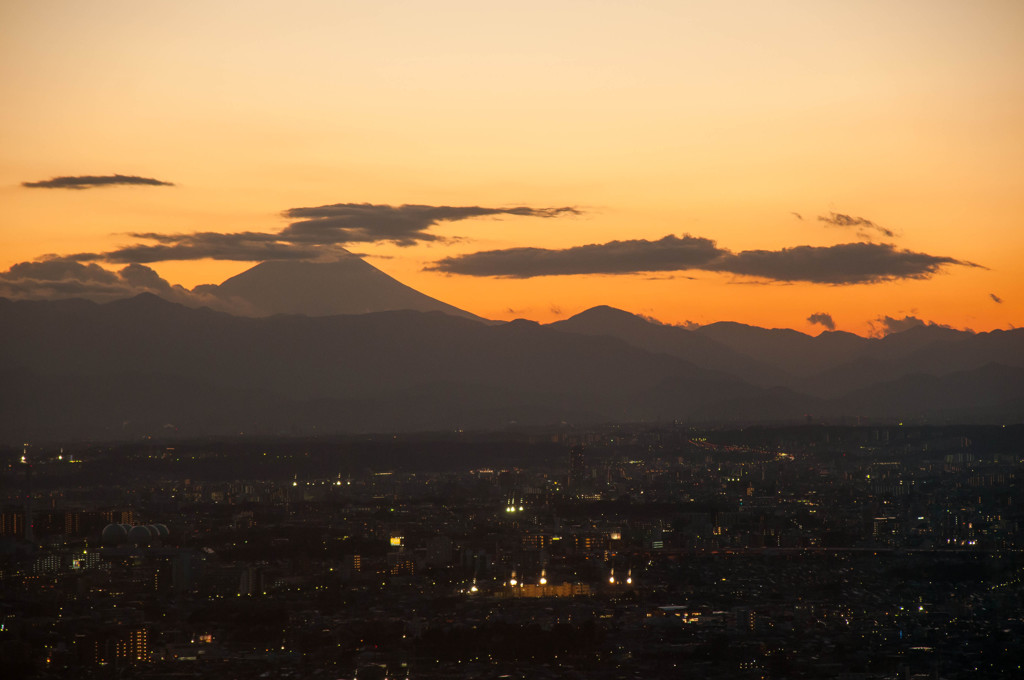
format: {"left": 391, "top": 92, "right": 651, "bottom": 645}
{"left": 22, "top": 449, "right": 34, "bottom": 544}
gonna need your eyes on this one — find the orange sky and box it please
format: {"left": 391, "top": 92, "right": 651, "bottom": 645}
{"left": 2, "top": 1, "right": 1022, "bottom": 335}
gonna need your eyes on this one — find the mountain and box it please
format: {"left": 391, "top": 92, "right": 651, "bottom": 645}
{"left": 549, "top": 306, "right": 786, "bottom": 386}
{"left": 1, "top": 296, "right": 1021, "bottom": 443}
{"left": 194, "top": 255, "right": 487, "bottom": 321}
{"left": 555, "top": 306, "right": 1024, "bottom": 400}
{"left": 693, "top": 321, "right": 868, "bottom": 377}
{"left": 0, "top": 295, "right": 780, "bottom": 442}
{"left": 834, "top": 363, "right": 1024, "bottom": 421}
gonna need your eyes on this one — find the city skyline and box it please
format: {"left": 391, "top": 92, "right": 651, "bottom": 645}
{"left": 2, "top": 1, "right": 1023, "bottom": 335}
{"left": 3, "top": 424, "right": 1022, "bottom": 677}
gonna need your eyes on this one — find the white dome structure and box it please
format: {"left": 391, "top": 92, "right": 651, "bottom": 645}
{"left": 101, "top": 523, "right": 128, "bottom": 545}
{"left": 127, "top": 525, "right": 154, "bottom": 545}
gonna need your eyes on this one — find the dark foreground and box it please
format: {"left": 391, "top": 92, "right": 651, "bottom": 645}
{"left": 2, "top": 424, "right": 1022, "bottom": 678}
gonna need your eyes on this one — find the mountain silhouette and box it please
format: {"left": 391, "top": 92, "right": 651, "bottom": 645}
{"left": 556, "top": 306, "right": 1024, "bottom": 400}
{"left": 194, "top": 255, "right": 487, "bottom": 321}
{"left": 0, "top": 295, "right": 761, "bottom": 441}
{"left": 549, "top": 306, "right": 787, "bottom": 385}
{"left": 1, "top": 292, "right": 1021, "bottom": 442}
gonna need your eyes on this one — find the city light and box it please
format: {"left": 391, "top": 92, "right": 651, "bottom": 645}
{"left": 4, "top": 423, "right": 1017, "bottom": 676}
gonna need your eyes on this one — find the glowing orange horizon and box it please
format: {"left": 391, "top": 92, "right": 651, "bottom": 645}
{"left": 1, "top": 2, "right": 1021, "bottom": 337}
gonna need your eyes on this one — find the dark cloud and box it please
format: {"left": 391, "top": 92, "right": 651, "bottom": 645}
{"left": 807, "top": 312, "right": 836, "bottom": 331}
{"left": 2, "top": 260, "right": 174, "bottom": 301}
{"left": 712, "top": 242, "right": 979, "bottom": 284}
{"left": 990, "top": 293, "right": 1003, "bottom": 304}
{"left": 868, "top": 314, "right": 956, "bottom": 337}
{"left": 428, "top": 235, "right": 725, "bottom": 278}
{"left": 6, "top": 259, "right": 119, "bottom": 283}
{"left": 1, "top": 260, "right": 122, "bottom": 295}
{"left": 791, "top": 212, "right": 804, "bottom": 221}
{"left": 117, "top": 263, "right": 175, "bottom": 294}
{"left": 53, "top": 203, "right": 577, "bottom": 264}
{"left": 22, "top": 174, "right": 174, "bottom": 189}
{"left": 817, "top": 212, "right": 896, "bottom": 240}
{"left": 282, "top": 203, "right": 579, "bottom": 247}
{"left": 67, "top": 231, "right": 336, "bottom": 264}
{"left": 0, "top": 260, "right": 256, "bottom": 314}
{"left": 870, "top": 314, "right": 926, "bottom": 336}
{"left": 430, "top": 236, "right": 980, "bottom": 284}
{"left": 637, "top": 313, "right": 667, "bottom": 325}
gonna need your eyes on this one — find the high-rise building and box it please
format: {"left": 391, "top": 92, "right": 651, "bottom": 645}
{"left": 568, "top": 446, "right": 587, "bottom": 494}
{"left": 239, "top": 566, "right": 265, "bottom": 596}
{"left": 0, "top": 509, "right": 23, "bottom": 537}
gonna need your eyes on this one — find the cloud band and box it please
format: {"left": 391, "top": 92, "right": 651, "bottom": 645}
{"left": 22, "top": 174, "right": 174, "bottom": 189}
{"left": 429, "top": 236, "right": 980, "bottom": 285}
{"left": 57, "top": 203, "right": 579, "bottom": 264}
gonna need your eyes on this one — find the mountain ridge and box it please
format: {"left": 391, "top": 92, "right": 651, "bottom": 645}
{"left": 553, "top": 304, "right": 1024, "bottom": 398}
{"left": 1, "top": 294, "right": 1021, "bottom": 443}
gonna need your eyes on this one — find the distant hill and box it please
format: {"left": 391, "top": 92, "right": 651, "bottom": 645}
{"left": 0, "top": 295, "right": 756, "bottom": 442}
{"left": 1, "top": 297, "right": 1021, "bottom": 443}
{"left": 549, "top": 306, "right": 786, "bottom": 385}
{"left": 835, "top": 363, "right": 1024, "bottom": 421}
{"left": 550, "top": 306, "right": 1024, "bottom": 400}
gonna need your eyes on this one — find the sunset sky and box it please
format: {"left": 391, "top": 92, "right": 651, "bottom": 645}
{"left": 2, "top": 0, "right": 1022, "bottom": 335}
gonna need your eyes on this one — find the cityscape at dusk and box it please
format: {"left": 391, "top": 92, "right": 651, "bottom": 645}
{"left": 2, "top": 2, "right": 1023, "bottom": 679}
{"left": 3, "top": 425, "right": 1023, "bottom": 678}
